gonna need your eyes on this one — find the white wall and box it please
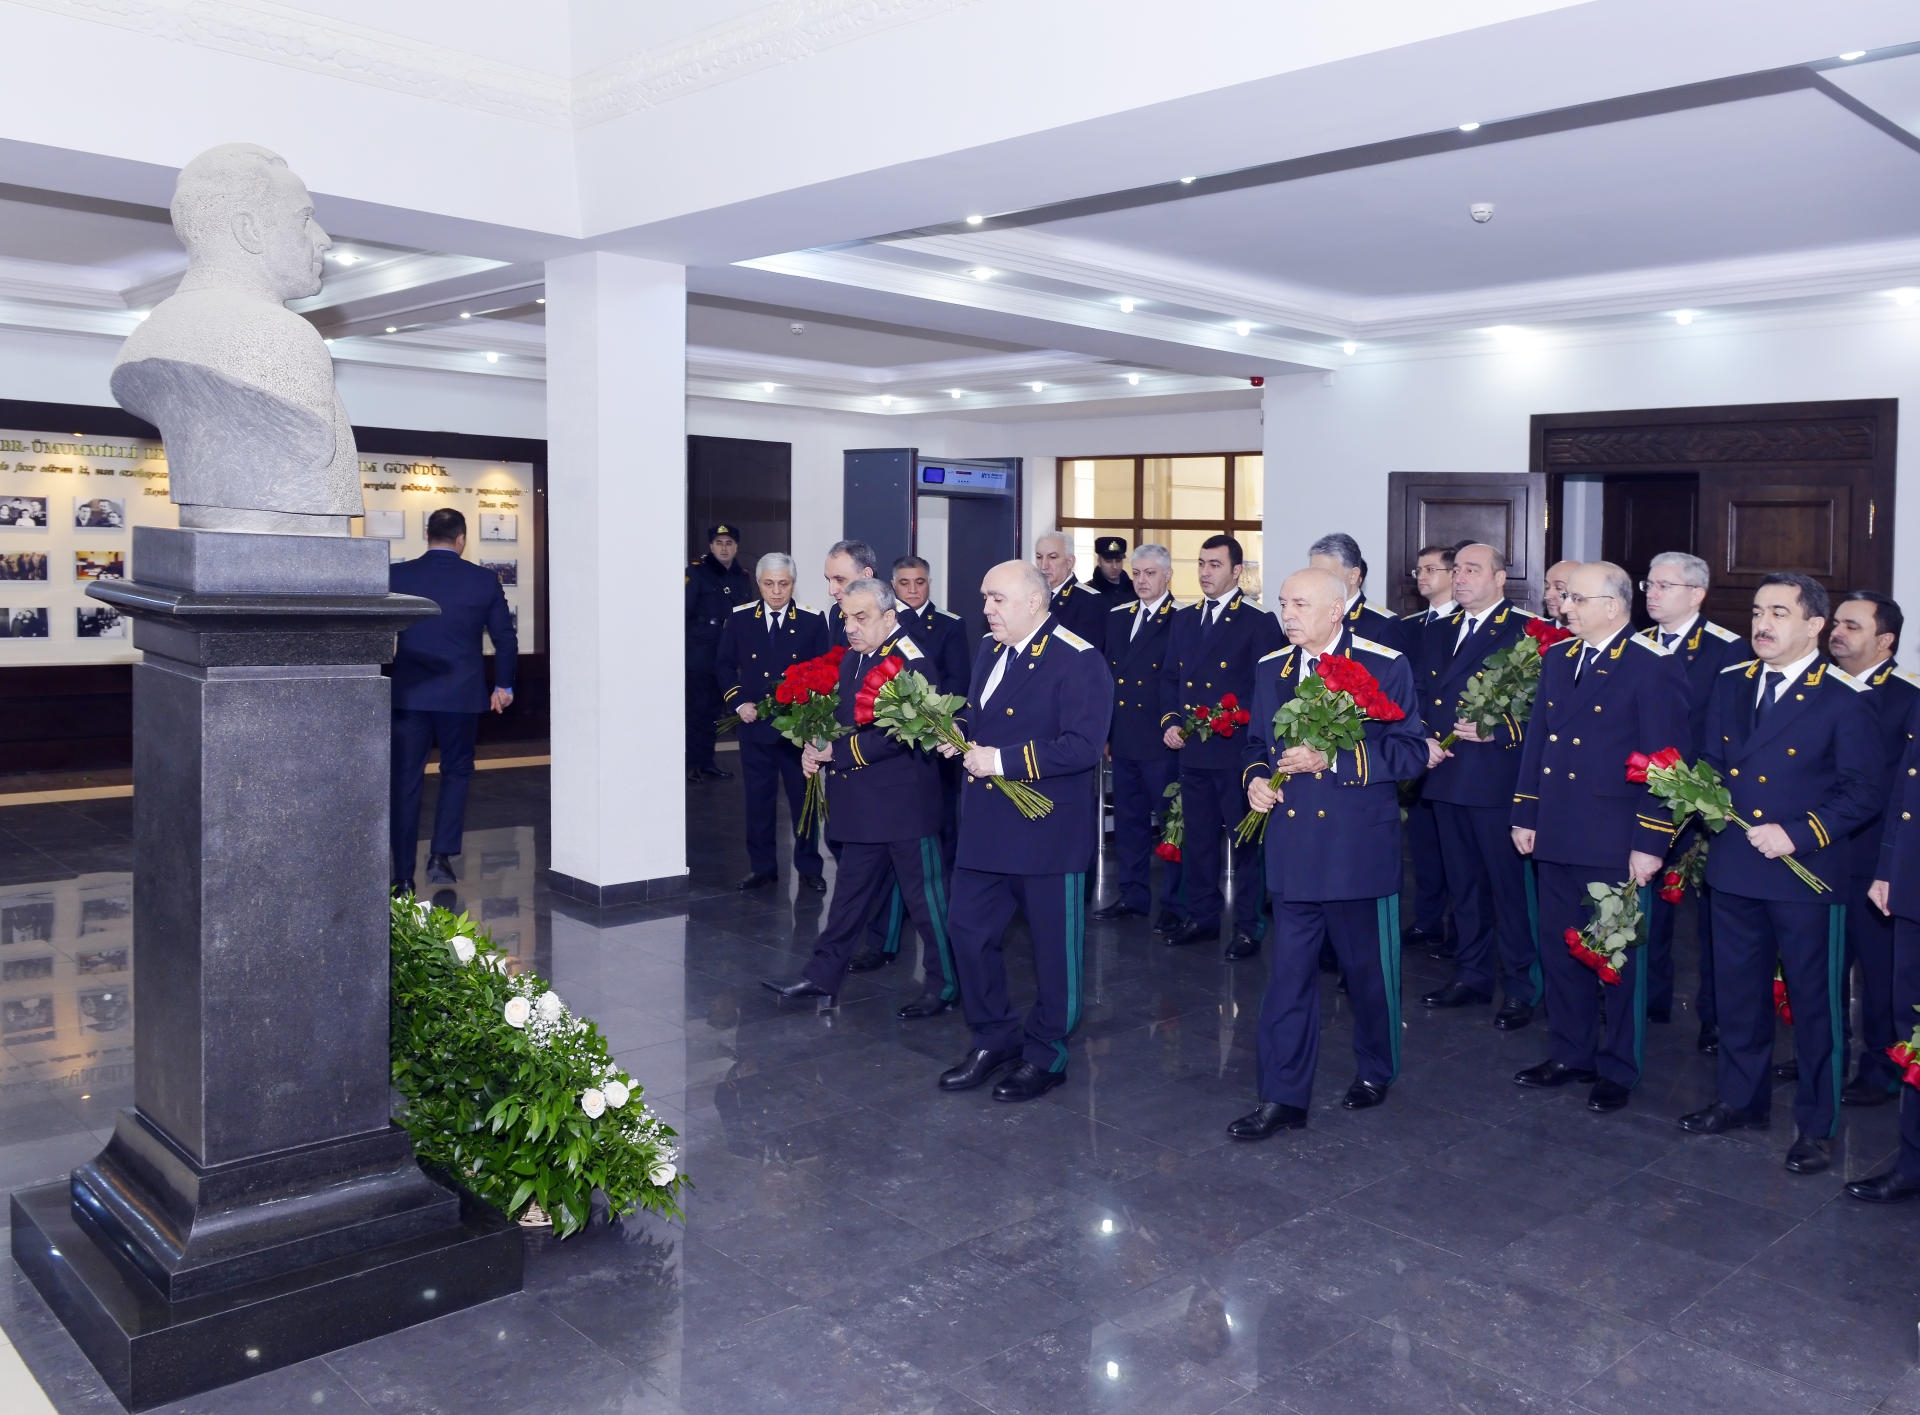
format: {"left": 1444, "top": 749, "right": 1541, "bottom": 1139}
{"left": 1264, "top": 308, "right": 1920, "bottom": 613}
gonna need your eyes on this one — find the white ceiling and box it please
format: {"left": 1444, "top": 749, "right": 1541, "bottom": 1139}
{"left": 685, "top": 299, "right": 1029, "bottom": 366}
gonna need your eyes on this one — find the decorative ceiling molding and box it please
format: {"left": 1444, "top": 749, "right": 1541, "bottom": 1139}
{"left": 686, "top": 370, "right": 1242, "bottom": 417}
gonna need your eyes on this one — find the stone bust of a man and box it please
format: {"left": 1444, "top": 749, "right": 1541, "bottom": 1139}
{"left": 112, "top": 143, "right": 361, "bottom": 536}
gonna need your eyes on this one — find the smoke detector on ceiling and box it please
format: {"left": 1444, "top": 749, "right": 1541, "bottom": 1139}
{"left": 789, "top": 322, "right": 806, "bottom": 335}
{"left": 1469, "top": 202, "right": 1495, "bottom": 224}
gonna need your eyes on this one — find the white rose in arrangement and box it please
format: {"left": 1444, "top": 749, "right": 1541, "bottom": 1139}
{"left": 487, "top": 954, "right": 510, "bottom": 974}
{"left": 580, "top": 1088, "right": 606, "bottom": 1119}
{"left": 649, "top": 1161, "right": 676, "bottom": 1187}
{"left": 602, "top": 1080, "right": 630, "bottom": 1110}
{"left": 449, "top": 936, "right": 476, "bottom": 964}
{"left": 535, "top": 990, "right": 564, "bottom": 1023}
{"left": 502, "top": 996, "right": 531, "bottom": 1029}
{"left": 413, "top": 901, "right": 430, "bottom": 920}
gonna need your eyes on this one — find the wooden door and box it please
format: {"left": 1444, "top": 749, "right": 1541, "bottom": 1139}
{"left": 687, "top": 435, "right": 791, "bottom": 566}
{"left": 1601, "top": 474, "right": 1698, "bottom": 622}
{"left": 1385, "top": 472, "right": 1548, "bottom": 614}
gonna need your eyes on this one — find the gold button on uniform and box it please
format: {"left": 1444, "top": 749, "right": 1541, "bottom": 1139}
{"left": 1729, "top": 769, "right": 1739, "bottom": 777}
{"left": 1567, "top": 772, "right": 1576, "bottom": 780}
{"left": 1758, "top": 776, "right": 1767, "bottom": 783}
{"left": 1317, "top": 810, "right": 1326, "bottom": 818}
{"left": 1787, "top": 748, "right": 1796, "bottom": 756}
{"left": 1286, "top": 809, "right": 1295, "bottom": 818}
{"left": 1572, "top": 738, "right": 1581, "bottom": 746}
{"left": 1752, "top": 809, "right": 1763, "bottom": 819}
{"left": 1549, "top": 734, "right": 1558, "bottom": 742}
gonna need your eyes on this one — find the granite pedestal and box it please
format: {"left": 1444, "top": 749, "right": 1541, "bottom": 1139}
{"left": 11, "top": 528, "right": 524, "bottom": 1410}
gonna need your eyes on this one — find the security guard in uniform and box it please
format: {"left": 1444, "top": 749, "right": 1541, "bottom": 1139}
{"left": 1229, "top": 568, "right": 1426, "bottom": 1139}
{"left": 762, "top": 578, "right": 958, "bottom": 1017}
{"left": 1034, "top": 531, "right": 1109, "bottom": 644}
{"left": 1679, "top": 573, "right": 1879, "bottom": 1176}
{"left": 1419, "top": 543, "right": 1543, "bottom": 1026}
{"left": 1095, "top": 543, "right": 1183, "bottom": 925}
{"left": 1308, "top": 531, "right": 1411, "bottom": 657}
{"left": 1084, "top": 535, "right": 1137, "bottom": 604}
{"left": 686, "top": 524, "right": 751, "bottom": 781}
{"left": 1160, "top": 535, "right": 1285, "bottom": 958}
{"left": 717, "top": 551, "right": 828, "bottom": 894}
{"left": 937, "top": 561, "right": 1113, "bottom": 1101}
{"left": 1511, "top": 562, "right": 1690, "bottom": 1113}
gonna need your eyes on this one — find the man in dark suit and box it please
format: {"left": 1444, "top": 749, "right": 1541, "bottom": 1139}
{"left": 1419, "top": 543, "right": 1543, "bottom": 1027}
{"left": 717, "top": 552, "right": 829, "bottom": 894}
{"left": 685, "top": 524, "right": 750, "bottom": 782}
{"left": 1511, "top": 561, "right": 1691, "bottom": 1113}
{"left": 1160, "top": 535, "right": 1285, "bottom": 959}
{"left": 1639, "top": 552, "right": 1746, "bottom": 1047}
{"left": 1679, "top": 573, "right": 1880, "bottom": 1176}
{"left": 1401, "top": 543, "right": 1459, "bottom": 957}
{"left": 1228, "top": 568, "right": 1427, "bottom": 1139}
{"left": 389, "top": 507, "right": 517, "bottom": 893}
{"left": 1851, "top": 705, "right": 1920, "bottom": 1203}
{"left": 822, "top": 539, "right": 879, "bottom": 649}
{"left": 936, "top": 561, "right": 1113, "bottom": 1101}
{"left": 1034, "top": 531, "right": 1109, "bottom": 644}
{"left": 1542, "top": 560, "right": 1578, "bottom": 626}
{"left": 1825, "top": 591, "right": 1920, "bottom": 1105}
{"left": 1084, "top": 535, "right": 1137, "bottom": 604}
{"left": 762, "top": 578, "right": 956, "bottom": 1018}
{"left": 1095, "top": 543, "right": 1183, "bottom": 925}
{"left": 1308, "top": 531, "right": 1410, "bottom": 657}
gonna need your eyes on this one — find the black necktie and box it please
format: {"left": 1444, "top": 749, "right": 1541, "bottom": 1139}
{"left": 1573, "top": 645, "right": 1591, "bottom": 681}
{"left": 1754, "top": 670, "right": 1783, "bottom": 726}
{"left": 1660, "top": 630, "right": 1677, "bottom": 649}
{"left": 768, "top": 609, "right": 780, "bottom": 637}
{"left": 1453, "top": 616, "right": 1478, "bottom": 656}
{"left": 1203, "top": 600, "right": 1221, "bottom": 632}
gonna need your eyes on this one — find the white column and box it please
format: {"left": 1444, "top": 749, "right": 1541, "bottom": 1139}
{"left": 546, "top": 253, "right": 687, "bottom": 901}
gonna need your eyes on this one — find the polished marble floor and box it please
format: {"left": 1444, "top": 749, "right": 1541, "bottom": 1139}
{"left": 0, "top": 765, "right": 1916, "bottom": 1413}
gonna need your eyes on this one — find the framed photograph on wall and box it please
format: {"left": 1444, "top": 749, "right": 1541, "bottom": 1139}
{"left": 0, "top": 497, "right": 48, "bottom": 529}
{"left": 478, "top": 513, "right": 517, "bottom": 544}
{"left": 0, "top": 608, "right": 48, "bottom": 639}
{"left": 75, "top": 605, "right": 126, "bottom": 639}
{"left": 363, "top": 509, "right": 405, "bottom": 540}
{"left": 480, "top": 559, "right": 517, "bottom": 586}
{"left": 72, "top": 498, "right": 125, "bottom": 529}
{"left": 0, "top": 553, "right": 47, "bottom": 581}
{"left": 74, "top": 550, "right": 124, "bottom": 582}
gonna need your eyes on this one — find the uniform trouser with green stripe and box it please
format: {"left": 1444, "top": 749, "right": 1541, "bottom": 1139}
{"left": 948, "top": 867, "right": 1086, "bottom": 1073}
{"left": 802, "top": 838, "right": 956, "bottom": 1002}
{"left": 1536, "top": 864, "right": 1647, "bottom": 1089}
{"left": 1710, "top": 892, "right": 1845, "bottom": 1138}
{"left": 1255, "top": 896, "right": 1402, "bottom": 1107}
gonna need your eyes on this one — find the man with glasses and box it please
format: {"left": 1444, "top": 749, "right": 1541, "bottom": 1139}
{"left": 1402, "top": 544, "right": 1459, "bottom": 957}
{"left": 1640, "top": 553, "right": 1745, "bottom": 1049}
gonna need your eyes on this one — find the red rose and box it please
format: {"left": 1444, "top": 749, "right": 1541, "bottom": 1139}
{"left": 1649, "top": 747, "right": 1684, "bottom": 770}
{"left": 1906, "top": 1063, "right": 1920, "bottom": 1089}
{"left": 1892, "top": 1043, "right": 1916, "bottom": 1067}
{"left": 1220, "top": 693, "right": 1238, "bottom": 710}
{"left": 1232, "top": 708, "right": 1252, "bottom": 726}
{"left": 1563, "top": 927, "right": 1582, "bottom": 948}
{"left": 1527, "top": 620, "right": 1572, "bottom": 649}
{"left": 1659, "top": 887, "right": 1683, "bottom": 904}
{"left": 1216, "top": 723, "right": 1236, "bottom": 739}
{"left": 1600, "top": 965, "right": 1621, "bottom": 984}
{"left": 1154, "top": 842, "right": 1181, "bottom": 863}
{"left": 1625, "top": 751, "right": 1651, "bottom": 784}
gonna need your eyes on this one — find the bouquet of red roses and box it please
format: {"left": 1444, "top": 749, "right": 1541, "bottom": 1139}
{"left": 1235, "top": 654, "right": 1406, "bottom": 843}
{"left": 1564, "top": 877, "right": 1646, "bottom": 985}
{"left": 1177, "top": 693, "right": 1252, "bottom": 743}
{"left": 763, "top": 646, "right": 846, "bottom": 836}
{"left": 1626, "top": 746, "right": 1829, "bottom": 894}
{"left": 1155, "top": 781, "right": 1184, "bottom": 863}
{"left": 1439, "top": 618, "right": 1572, "bottom": 749}
{"left": 1887, "top": 1019, "right": 1920, "bottom": 1089}
{"left": 1657, "top": 835, "right": 1708, "bottom": 904}
{"left": 851, "top": 659, "right": 1052, "bottom": 819}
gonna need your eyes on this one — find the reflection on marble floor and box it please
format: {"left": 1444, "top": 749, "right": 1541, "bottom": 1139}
{"left": 0, "top": 772, "right": 1917, "bottom": 1413}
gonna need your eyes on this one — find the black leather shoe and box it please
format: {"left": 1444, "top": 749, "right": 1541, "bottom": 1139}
{"left": 1342, "top": 1079, "right": 1388, "bottom": 1110}
{"left": 939, "top": 1047, "right": 1019, "bottom": 1091}
{"left": 1784, "top": 1133, "right": 1832, "bottom": 1174}
{"left": 1842, "top": 1075, "right": 1899, "bottom": 1107}
{"left": 847, "top": 947, "right": 888, "bottom": 973}
{"left": 1153, "top": 911, "right": 1184, "bottom": 935}
{"left": 895, "top": 993, "right": 955, "bottom": 1020}
{"left": 1403, "top": 925, "right": 1446, "bottom": 950}
{"left": 762, "top": 977, "right": 834, "bottom": 1004}
{"left": 1847, "top": 1169, "right": 1920, "bottom": 1204}
{"left": 1679, "top": 1101, "right": 1769, "bottom": 1134}
{"left": 1514, "top": 1059, "right": 1598, "bottom": 1089}
{"left": 1493, "top": 1000, "right": 1534, "bottom": 1031}
{"left": 797, "top": 873, "right": 826, "bottom": 894}
{"left": 1587, "top": 1078, "right": 1631, "bottom": 1113}
{"left": 1423, "top": 982, "right": 1493, "bottom": 1008}
{"left": 1697, "top": 1024, "right": 1720, "bottom": 1055}
{"left": 1164, "top": 921, "right": 1218, "bottom": 948}
{"left": 1647, "top": 1007, "right": 1672, "bottom": 1024}
{"left": 1227, "top": 1102, "right": 1308, "bottom": 1140}
{"left": 698, "top": 765, "right": 733, "bottom": 781}
{"left": 425, "top": 853, "right": 457, "bottom": 884}
{"left": 1089, "top": 902, "right": 1146, "bottom": 921}
{"left": 1224, "top": 932, "right": 1260, "bottom": 961}
{"left": 993, "top": 1062, "right": 1067, "bottom": 1103}
{"left": 1772, "top": 1060, "right": 1799, "bottom": 1083}
{"left": 737, "top": 870, "right": 777, "bottom": 891}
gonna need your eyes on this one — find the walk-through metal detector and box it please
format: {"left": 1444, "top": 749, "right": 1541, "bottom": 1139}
{"left": 842, "top": 449, "right": 1021, "bottom": 642}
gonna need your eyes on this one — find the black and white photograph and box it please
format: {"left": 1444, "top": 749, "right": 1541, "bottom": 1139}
{"left": 72, "top": 497, "right": 125, "bottom": 529}
{"left": 75, "top": 605, "right": 127, "bottom": 639}
{"left": 0, "top": 901, "right": 53, "bottom": 946}
{"left": 2, "top": 956, "right": 53, "bottom": 983}
{"left": 2, "top": 995, "right": 54, "bottom": 1037}
{"left": 78, "top": 987, "right": 129, "bottom": 1033}
{"left": 0, "top": 553, "right": 47, "bottom": 581}
{"left": 75, "top": 947, "right": 127, "bottom": 975}
{"left": 0, "top": 496, "right": 47, "bottom": 528}
{"left": 0, "top": 608, "right": 48, "bottom": 639}
{"left": 363, "top": 509, "right": 405, "bottom": 540}
{"left": 74, "top": 549, "right": 125, "bottom": 581}
{"left": 480, "top": 558, "right": 517, "bottom": 586}
{"left": 78, "top": 896, "right": 130, "bottom": 935}
{"left": 478, "top": 512, "right": 518, "bottom": 543}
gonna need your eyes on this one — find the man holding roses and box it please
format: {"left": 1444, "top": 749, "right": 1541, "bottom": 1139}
{"left": 1510, "top": 561, "right": 1691, "bottom": 1113}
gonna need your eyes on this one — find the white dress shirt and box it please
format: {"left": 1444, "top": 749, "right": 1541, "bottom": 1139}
{"left": 1756, "top": 649, "right": 1818, "bottom": 710}
{"left": 980, "top": 621, "right": 1045, "bottom": 776}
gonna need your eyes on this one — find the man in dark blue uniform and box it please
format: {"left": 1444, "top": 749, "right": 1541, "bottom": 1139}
{"left": 1419, "top": 543, "right": 1543, "bottom": 1027}
{"left": 1679, "top": 573, "right": 1880, "bottom": 1176}
{"left": 1094, "top": 543, "right": 1183, "bottom": 925}
{"left": 1227, "top": 568, "right": 1427, "bottom": 1139}
{"left": 686, "top": 524, "right": 750, "bottom": 783}
{"left": 1160, "top": 535, "right": 1284, "bottom": 959}
{"left": 1401, "top": 543, "right": 1459, "bottom": 957}
{"left": 1639, "top": 552, "right": 1746, "bottom": 1050}
{"left": 1309, "top": 531, "right": 1411, "bottom": 657}
{"left": 1850, "top": 705, "right": 1920, "bottom": 1203}
{"left": 1511, "top": 561, "right": 1690, "bottom": 1113}
{"left": 937, "top": 561, "right": 1112, "bottom": 1100}
{"left": 1084, "top": 535, "right": 1137, "bottom": 604}
{"left": 1825, "top": 591, "right": 1920, "bottom": 1106}
{"left": 389, "top": 508, "right": 517, "bottom": 893}
{"left": 717, "top": 552, "right": 828, "bottom": 894}
{"left": 822, "top": 539, "right": 879, "bottom": 649}
{"left": 1034, "top": 531, "right": 1109, "bottom": 645}
{"left": 762, "top": 578, "right": 957, "bottom": 1017}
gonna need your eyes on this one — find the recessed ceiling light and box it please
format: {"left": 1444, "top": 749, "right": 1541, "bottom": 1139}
{"left": 535, "top": 297, "right": 545, "bottom": 305}
{"left": 134, "top": 310, "right": 148, "bottom": 321}
{"left": 1486, "top": 324, "right": 1535, "bottom": 348}
{"left": 1672, "top": 310, "right": 1695, "bottom": 326}
{"left": 486, "top": 351, "right": 501, "bottom": 363}
{"left": 1458, "top": 121, "right": 1481, "bottom": 133}
{"left": 1030, "top": 382, "right": 1044, "bottom": 392}
{"left": 384, "top": 325, "right": 398, "bottom": 334}
{"left": 1118, "top": 297, "right": 1135, "bottom": 313}
{"left": 459, "top": 311, "right": 471, "bottom": 319}
{"left": 1233, "top": 320, "right": 1253, "bottom": 337}
{"left": 1341, "top": 340, "right": 1359, "bottom": 355}
{"left": 761, "top": 381, "right": 776, "bottom": 392}
{"left": 334, "top": 251, "right": 359, "bottom": 265}
{"left": 949, "top": 389, "right": 962, "bottom": 398}
{"left": 1179, "top": 176, "right": 1195, "bottom": 184}
{"left": 965, "top": 214, "right": 983, "bottom": 225}
{"left": 1839, "top": 49, "right": 1867, "bottom": 61}
{"left": 1126, "top": 373, "right": 1140, "bottom": 386}
{"left": 969, "top": 267, "right": 993, "bottom": 280}
{"left": 880, "top": 394, "right": 894, "bottom": 406}
{"left": 1893, "top": 288, "right": 1920, "bottom": 306}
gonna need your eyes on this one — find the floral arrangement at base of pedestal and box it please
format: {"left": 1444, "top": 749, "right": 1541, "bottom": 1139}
{"left": 854, "top": 660, "right": 1053, "bottom": 819}
{"left": 1438, "top": 618, "right": 1571, "bottom": 749}
{"left": 1658, "top": 835, "right": 1708, "bottom": 904}
{"left": 761, "top": 646, "right": 847, "bottom": 835}
{"left": 1887, "top": 1018, "right": 1920, "bottom": 1089}
{"left": 1177, "top": 693, "right": 1251, "bottom": 745}
{"left": 1628, "top": 746, "right": 1829, "bottom": 894}
{"left": 1155, "top": 780, "right": 1184, "bottom": 864}
{"left": 1234, "top": 654, "right": 1406, "bottom": 844}
{"left": 1563, "top": 878, "right": 1646, "bottom": 985}
{"left": 390, "top": 896, "right": 685, "bottom": 1238}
